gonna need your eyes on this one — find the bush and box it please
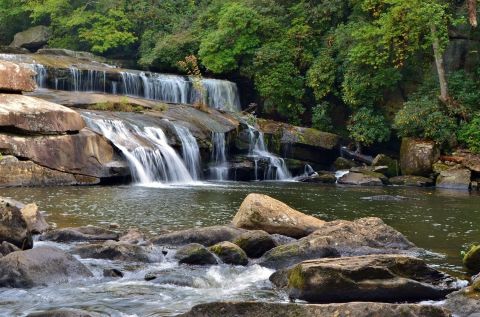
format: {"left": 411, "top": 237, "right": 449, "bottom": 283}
{"left": 458, "top": 113, "right": 480, "bottom": 153}
{"left": 394, "top": 97, "right": 457, "bottom": 145}
{"left": 347, "top": 107, "right": 390, "bottom": 150}
{"left": 311, "top": 102, "right": 333, "bottom": 132}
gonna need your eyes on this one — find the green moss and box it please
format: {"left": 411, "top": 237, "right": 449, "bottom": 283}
{"left": 463, "top": 244, "right": 480, "bottom": 272}
{"left": 87, "top": 100, "right": 144, "bottom": 112}
{"left": 287, "top": 265, "right": 306, "bottom": 289}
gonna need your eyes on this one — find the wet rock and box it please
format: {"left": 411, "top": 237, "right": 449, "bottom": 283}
{"left": 27, "top": 309, "right": 105, "bottom": 317}
{"left": 444, "top": 285, "right": 480, "bottom": 317}
{"left": 145, "top": 271, "right": 197, "bottom": 287}
{"left": 372, "top": 154, "right": 399, "bottom": 177}
{"left": 103, "top": 268, "right": 124, "bottom": 278}
{"left": 270, "top": 234, "right": 296, "bottom": 246}
{"left": 0, "top": 94, "right": 86, "bottom": 134}
{"left": 463, "top": 244, "right": 480, "bottom": 273}
{"left": 151, "top": 225, "right": 246, "bottom": 247}
{"left": 0, "top": 241, "right": 20, "bottom": 256}
{"left": 259, "top": 217, "right": 416, "bottom": 269}
{"left": 389, "top": 175, "right": 435, "bottom": 187}
{"left": 400, "top": 138, "right": 440, "bottom": 176}
{"left": 0, "top": 128, "right": 129, "bottom": 179}
{"left": 40, "top": 226, "right": 119, "bottom": 243}
{"left": 209, "top": 241, "right": 248, "bottom": 266}
{"left": 179, "top": 301, "right": 451, "bottom": 317}
{"left": 73, "top": 241, "right": 150, "bottom": 262}
{"left": 0, "top": 196, "right": 49, "bottom": 233}
{"left": 433, "top": 162, "right": 451, "bottom": 174}
{"left": 232, "top": 193, "right": 325, "bottom": 238}
{"left": 9, "top": 25, "right": 51, "bottom": 51}
{"left": 337, "top": 171, "right": 385, "bottom": 186}
{"left": 436, "top": 167, "right": 472, "bottom": 190}
{"left": 270, "top": 254, "right": 459, "bottom": 303}
{"left": 462, "top": 153, "right": 480, "bottom": 173}
{"left": 0, "top": 199, "right": 33, "bottom": 249}
{"left": 296, "top": 171, "right": 337, "bottom": 184}
{"left": 119, "top": 228, "right": 147, "bottom": 245}
{"left": 0, "top": 246, "right": 93, "bottom": 288}
{"left": 334, "top": 157, "right": 358, "bottom": 170}
{"left": 175, "top": 243, "right": 218, "bottom": 265}
{"left": 234, "top": 230, "right": 277, "bottom": 258}
{"left": 0, "top": 61, "right": 36, "bottom": 92}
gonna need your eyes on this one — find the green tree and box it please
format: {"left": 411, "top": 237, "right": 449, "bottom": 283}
{"left": 348, "top": 107, "right": 391, "bottom": 152}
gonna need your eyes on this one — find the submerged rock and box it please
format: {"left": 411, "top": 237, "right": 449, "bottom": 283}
{"left": 270, "top": 254, "right": 459, "bottom": 303}
{"left": 259, "top": 217, "right": 416, "bottom": 269}
{"left": 360, "top": 195, "right": 409, "bottom": 201}
{"left": 234, "top": 230, "right": 277, "bottom": 258}
{"left": 40, "top": 226, "right": 119, "bottom": 243}
{"left": 389, "top": 175, "right": 435, "bottom": 187}
{"left": 179, "top": 301, "right": 451, "bottom": 317}
{"left": 436, "top": 167, "right": 472, "bottom": 190}
{"left": 0, "top": 246, "right": 93, "bottom": 288}
{"left": 0, "top": 199, "right": 33, "bottom": 249}
{"left": 0, "top": 61, "right": 36, "bottom": 92}
{"left": 27, "top": 308, "right": 105, "bottom": 317}
{"left": 175, "top": 243, "right": 218, "bottom": 265}
{"left": 209, "top": 241, "right": 248, "bottom": 266}
{"left": 73, "top": 241, "right": 151, "bottom": 262}
{"left": 151, "top": 225, "right": 245, "bottom": 247}
{"left": 232, "top": 193, "right": 325, "bottom": 238}
{"left": 103, "top": 268, "right": 124, "bottom": 278}
{"left": 400, "top": 138, "right": 440, "bottom": 176}
{"left": 145, "top": 271, "right": 198, "bottom": 287}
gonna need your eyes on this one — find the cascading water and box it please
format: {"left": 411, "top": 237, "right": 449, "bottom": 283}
{"left": 210, "top": 132, "right": 229, "bottom": 181}
{"left": 33, "top": 64, "right": 47, "bottom": 87}
{"left": 82, "top": 113, "right": 195, "bottom": 185}
{"left": 173, "top": 124, "right": 201, "bottom": 180}
{"left": 247, "top": 125, "right": 292, "bottom": 181}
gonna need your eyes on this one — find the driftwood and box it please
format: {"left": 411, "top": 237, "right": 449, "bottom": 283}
{"left": 439, "top": 155, "right": 464, "bottom": 164}
{"left": 340, "top": 146, "right": 374, "bottom": 165}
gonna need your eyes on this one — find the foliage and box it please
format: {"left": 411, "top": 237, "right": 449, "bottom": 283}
{"left": 311, "top": 102, "right": 333, "bottom": 132}
{"left": 306, "top": 50, "right": 336, "bottom": 101}
{"left": 347, "top": 107, "right": 390, "bottom": 147}
{"left": 178, "top": 55, "right": 209, "bottom": 112}
{"left": 458, "top": 113, "right": 480, "bottom": 153}
{"left": 87, "top": 98, "right": 143, "bottom": 112}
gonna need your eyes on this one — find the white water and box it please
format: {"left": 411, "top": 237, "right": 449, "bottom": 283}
{"left": 247, "top": 125, "right": 292, "bottom": 181}
{"left": 82, "top": 113, "right": 195, "bottom": 185}
{"left": 210, "top": 132, "right": 229, "bottom": 181}
{"left": 173, "top": 125, "right": 201, "bottom": 180}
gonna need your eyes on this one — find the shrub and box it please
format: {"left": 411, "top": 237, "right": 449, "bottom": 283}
{"left": 311, "top": 102, "right": 333, "bottom": 132}
{"left": 458, "top": 113, "right": 480, "bottom": 153}
{"left": 347, "top": 107, "right": 390, "bottom": 151}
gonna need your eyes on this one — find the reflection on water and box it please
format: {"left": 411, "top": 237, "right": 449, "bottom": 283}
{"left": 1, "top": 182, "right": 479, "bottom": 315}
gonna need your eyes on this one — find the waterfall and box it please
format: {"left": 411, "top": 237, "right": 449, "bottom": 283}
{"left": 173, "top": 124, "right": 201, "bottom": 180}
{"left": 247, "top": 125, "right": 292, "bottom": 181}
{"left": 33, "top": 64, "right": 47, "bottom": 87}
{"left": 210, "top": 132, "right": 229, "bottom": 181}
{"left": 82, "top": 113, "right": 195, "bottom": 185}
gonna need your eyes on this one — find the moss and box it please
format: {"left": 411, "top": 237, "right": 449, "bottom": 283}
{"left": 154, "top": 103, "right": 169, "bottom": 112}
{"left": 87, "top": 101, "right": 144, "bottom": 112}
{"left": 287, "top": 265, "right": 306, "bottom": 289}
{"left": 463, "top": 244, "right": 480, "bottom": 272}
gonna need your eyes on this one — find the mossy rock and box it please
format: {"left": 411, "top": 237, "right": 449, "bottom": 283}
{"left": 372, "top": 154, "right": 399, "bottom": 178}
{"left": 463, "top": 244, "right": 480, "bottom": 273}
{"left": 334, "top": 157, "right": 357, "bottom": 170}
{"left": 234, "top": 230, "right": 277, "bottom": 258}
{"left": 175, "top": 243, "right": 218, "bottom": 265}
{"left": 209, "top": 241, "right": 248, "bottom": 266}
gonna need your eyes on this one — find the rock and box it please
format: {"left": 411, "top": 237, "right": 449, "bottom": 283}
{"left": 270, "top": 254, "right": 459, "bottom": 303}
{"left": 234, "top": 230, "right": 277, "bottom": 258}
{"left": 179, "top": 302, "right": 451, "bottom": 317}
{"left": 0, "top": 94, "right": 86, "bottom": 134}
{"left": 297, "top": 171, "right": 337, "bottom": 184}
{"left": 433, "top": 162, "right": 451, "bottom": 174}
{"left": 145, "top": 271, "right": 197, "bottom": 287}
{"left": 0, "top": 156, "right": 99, "bottom": 187}
{"left": 0, "top": 128, "right": 128, "bottom": 179}
{"left": 103, "top": 268, "right": 124, "bottom": 278}
{"left": 209, "top": 241, "right": 248, "bottom": 265}
{"left": 400, "top": 138, "right": 440, "bottom": 176}
{"left": 27, "top": 308, "right": 105, "bottom": 317}
{"left": 372, "top": 154, "right": 399, "bottom": 177}
{"left": 462, "top": 153, "right": 480, "bottom": 173}
{"left": 73, "top": 241, "right": 150, "bottom": 262}
{"left": 337, "top": 171, "right": 384, "bottom": 186}
{"left": 389, "top": 175, "right": 434, "bottom": 187}
{"left": 259, "top": 217, "right": 415, "bottom": 269}
{"left": 0, "top": 241, "right": 20, "bottom": 256}
{"left": 119, "top": 228, "right": 146, "bottom": 245}
{"left": 436, "top": 167, "right": 471, "bottom": 190}
{"left": 151, "top": 225, "right": 246, "bottom": 247}
{"left": 463, "top": 244, "right": 480, "bottom": 273}
{"left": 0, "top": 61, "right": 36, "bottom": 92}
{"left": 271, "top": 234, "right": 297, "bottom": 246}
{"left": 9, "top": 26, "right": 51, "bottom": 50}
{"left": 360, "top": 195, "right": 409, "bottom": 201}
{"left": 444, "top": 286, "right": 480, "bottom": 317}
{"left": 0, "top": 246, "right": 93, "bottom": 288}
{"left": 333, "top": 157, "right": 358, "bottom": 170}
{"left": 40, "top": 226, "right": 119, "bottom": 243}
{"left": 232, "top": 193, "right": 325, "bottom": 238}
{"left": 0, "top": 197, "right": 49, "bottom": 233}
{"left": 0, "top": 199, "right": 33, "bottom": 249}
{"left": 175, "top": 243, "right": 218, "bottom": 265}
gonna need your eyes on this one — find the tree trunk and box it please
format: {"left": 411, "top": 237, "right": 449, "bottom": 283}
{"left": 467, "top": 0, "right": 478, "bottom": 28}
{"left": 430, "top": 24, "right": 449, "bottom": 103}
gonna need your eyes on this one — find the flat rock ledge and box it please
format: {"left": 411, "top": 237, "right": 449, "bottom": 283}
{"left": 178, "top": 302, "right": 451, "bottom": 317}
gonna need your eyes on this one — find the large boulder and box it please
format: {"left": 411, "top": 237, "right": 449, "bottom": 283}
{"left": 232, "top": 193, "right": 325, "bottom": 238}
{"left": 0, "top": 199, "right": 33, "bottom": 249}
{"left": 234, "top": 230, "right": 277, "bottom": 258}
{"left": 73, "top": 241, "right": 151, "bottom": 262}
{"left": 0, "top": 61, "right": 36, "bottom": 92}
{"left": 150, "top": 225, "right": 246, "bottom": 247}
{"left": 436, "top": 167, "right": 471, "bottom": 190}
{"left": 179, "top": 302, "right": 451, "bottom": 317}
{"left": 462, "top": 153, "right": 480, "bottom": 173}
{"left": 389, "top": 175, "right": 435, "bottom": 187}
{"left": 0, "top": 241, "right": 20, "bottom": 256}
{"left": 209, "top": 241, "right": 248, "bottom": 266}
{"left": 259, "top": 217, "right": 416, "bottom": 269}
{"left": 444, "top": 284, "right": 480, "bottom": 317}
{"left": 174, "top": 243, "right": 218, "bottom": 265}
{"left": 463, "top": 244, "right": 480, "bottom": 273}
{"left": 270, "top": 255, "right": 459, "bottom": 303}
{"left": 0, "top": 156, "right": 99, "bottom": 187}
{"left": 0, "top": 246, "right": 93, "bottom": 288}
{"left": 0, "top": 128, "right": 128, "bottom": 178}
{"left": 400, "top": 138, "right": 440, "bottom": 176}
{"left": 372, "top": 154, "right": 399, "bottom": 178}
{"left": 40, "top": 226, "right": 119, "bottom": 243}
{"left": 0, "top": 197, "right": 49, "bottom": 234}
{"left": 9, "top": 25, "right": 51, "bottom": 51}
{"left": 0, "top": 94, "right": 86, "bottom": 134}
{"left": 337, "top": 171, "right": 385, "bottom": 186}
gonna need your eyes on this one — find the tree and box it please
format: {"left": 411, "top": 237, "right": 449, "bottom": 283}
{"left": 347, "top": 107, "right": 391, "bottom": 153}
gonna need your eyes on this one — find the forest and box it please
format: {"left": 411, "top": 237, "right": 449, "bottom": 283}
{"left": 1, "top": 0, "right": 480, "bottom": 153}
